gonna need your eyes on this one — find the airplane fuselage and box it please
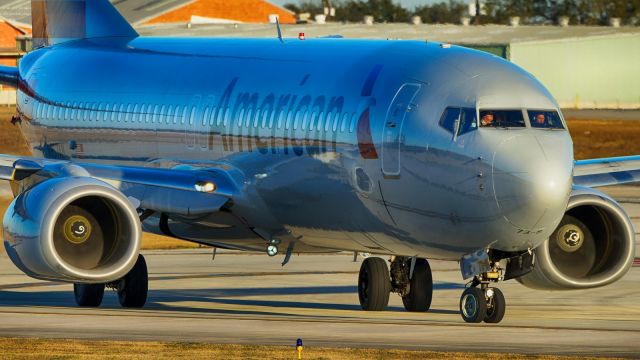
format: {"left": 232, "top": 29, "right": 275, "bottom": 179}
{"left": 14, "top": 37, "right": 574, "bottom": 260}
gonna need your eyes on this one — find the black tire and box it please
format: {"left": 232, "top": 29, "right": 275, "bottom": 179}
{"left": 460, "top": 287, "right": 487, "bottom": 323}
{"left": 402, "top": 258, "right": 433, "bottom": 312}
{"left": 118, "top": 254, "right": 148, "bottom": 308}
{"left": 358, "top": 257, "right": 391, "bottom": 311}
{"left": 74, "top": 283, "right": 105, "bottom": 307}
{"left": 484, "top": 288, "right": 506, "bottom": 323}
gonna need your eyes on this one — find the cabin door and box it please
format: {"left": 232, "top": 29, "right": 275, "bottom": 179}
{"left": 381, "top": 83, "right": 421, "bottom": 178}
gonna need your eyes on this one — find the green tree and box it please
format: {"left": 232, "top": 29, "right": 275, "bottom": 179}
{"left": 414, "top": 1, "right": 467, "bottom": 24}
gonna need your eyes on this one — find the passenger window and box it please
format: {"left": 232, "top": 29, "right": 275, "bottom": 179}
{"left": 215, "top": 107, "right": 223, "bottom": 126}
{"left": 528, "top": 110, "right": 565, "bottom": 129}
{"left": 189, "top": 106, "right": 196, "bottom": 125}
{"left": 181, "top": 106, "right": 188, "bottom": 125}
{"left": 132, "top": 104, "right": 139, "bottom": 122}
{"left": 317, "top": 112, "right": 324, "bottom": 131}
{"left": 117, "top": 104, "right": 123, "bottom": 122}
{"left": 202, "top": 107, "right": 209, "bottom": 126}
{"left": 139, "top": 104, "right": 146, "bottom": 122}
{"left": 341, "top": 113, "right": 349, "bottom": 132}
{"left": 209, "top": 105, "right": 220, "bottom": 126}
{"left": 480, "top": 110, "right": 525, "bottom": 128}
{"left": 165, "top": 105, "right": 172, "bottom": 124}
{"left": 77, "top": 103, "right": 83, "bottom": 121}
{"left": 261, "top": 109, "right": 269, "bottom": 129}
{"left": 285, "top": 110, "right": 293, "bottom": 130}
{"left": 325, "top": 112, "right": 333, "bottom": 132}
{"left": 294, "top": 111, "right": 301, "bottom": 130}
{"left": 153, "top": 105, "right": 160, "bottom": 123}
{"left": 276, "top": 110, "right": 284, "bottom": 129}
{"left": 438, "top": 107, "right": 461, "bottom": 134}
{"left": 223, "top": 107, "right": 230, "bottom": 126}
{"left": 349, "top": 113, "right": 358, "bottom": 133}
{"left": 173, "top": 105, "right": 180, "bottom": 124}
{"left": 124, "top": 104, "right": 131, "bottom": 122}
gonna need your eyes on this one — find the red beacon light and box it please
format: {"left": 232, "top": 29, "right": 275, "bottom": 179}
{"left": 298, "top": 32, "right": 305, "bottom": 40}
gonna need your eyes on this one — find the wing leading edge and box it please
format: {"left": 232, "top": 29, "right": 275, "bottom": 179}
{"left": 0, "top": 155, "right": 239, "bottom": 216}
{"left": 574, "top": 155, "right": 640, "bottom": 188}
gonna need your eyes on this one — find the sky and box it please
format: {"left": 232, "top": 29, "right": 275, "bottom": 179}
{"left": 270, "top": 0, "right": 444, "bottom": 9}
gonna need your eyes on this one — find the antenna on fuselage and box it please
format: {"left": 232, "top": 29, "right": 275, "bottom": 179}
{"left": 275, "top": 17, "right": 284, "bottom": 43}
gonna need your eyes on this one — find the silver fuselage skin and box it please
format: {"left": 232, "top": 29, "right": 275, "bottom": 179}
{"left": 14, "top": 37, "right": 574, "bottom": 260}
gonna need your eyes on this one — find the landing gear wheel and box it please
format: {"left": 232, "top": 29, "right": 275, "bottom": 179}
{"left": 73, "top": 283, "right": 105, "bottom": 307}
{"left": 484, "top": 288, "right": 506, "bottom": 323}
{"left": 460, "top": 287, "right": 487, "bottom": 323}
{"left": 358, "top": 257, "right": 391, "bottom": 311}
{"left": 402, "top": 258, "right": 433, "bottom": 312}
{"left": 118, "top": 254, "right": 148, "bottom": 308}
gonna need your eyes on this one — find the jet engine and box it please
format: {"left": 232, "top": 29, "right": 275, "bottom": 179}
{"left": 2, "top": 177, "right": 141, "bottom": 283}
{"left": 518, "top": 187, "right": 635, "bottom": 290}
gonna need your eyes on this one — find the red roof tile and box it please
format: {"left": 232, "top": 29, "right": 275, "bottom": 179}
{"left": 144, "top": 0, "right": 296, "bottom": 25}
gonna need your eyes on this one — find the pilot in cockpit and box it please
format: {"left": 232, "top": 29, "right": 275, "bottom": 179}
{"left": 480, "top": 112, "right": 494, "bottom": 127}
{"left": 534, "top": 113, "right": 547, "bottom": 126}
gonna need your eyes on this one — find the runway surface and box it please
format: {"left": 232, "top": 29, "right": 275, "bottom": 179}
{"left": 0, "top": 185, "right": 639, "bottom": 357}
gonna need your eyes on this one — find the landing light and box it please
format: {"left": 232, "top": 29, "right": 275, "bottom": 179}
{"left": 195, "top": 181, "right": 216, "bottom": 193}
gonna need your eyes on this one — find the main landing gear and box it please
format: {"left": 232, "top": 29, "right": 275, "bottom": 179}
{"left": 73, "top": 254, "right": 148, "bottom": 308}
{"left": 357, "top": 256, "right": 433, "bottom": 312}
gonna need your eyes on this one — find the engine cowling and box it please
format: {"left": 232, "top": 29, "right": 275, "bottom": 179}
{"left": 518, "top": 187, "right": 635, "bottom": 290}
{"left": 2, "top": 177, "right": 141, "bottom": 283}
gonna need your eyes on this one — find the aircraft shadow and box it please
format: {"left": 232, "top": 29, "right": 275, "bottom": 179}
{"left": 0, "top": 282, "right": 462, "bottom": 317}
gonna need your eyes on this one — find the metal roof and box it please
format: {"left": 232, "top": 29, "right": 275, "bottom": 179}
{"left": 137, "top": 22, "right": 640, "bottom": 45}
{"left": 0, "top": 0, "right": 193, "bottom": 25}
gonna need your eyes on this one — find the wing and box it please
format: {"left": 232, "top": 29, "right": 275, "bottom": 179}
{"left": 0, "top": 66, "right": 18, "bottom": 87}
{"left": 573, "top": 155, "right": 640, "bottom": 188}
{"left": 0, "top": 154, "right": 240, "bottom": 216}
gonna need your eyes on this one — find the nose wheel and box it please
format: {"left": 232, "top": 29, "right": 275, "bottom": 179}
{"left": 460, "top": 284, "right": 506, "bottom": 323}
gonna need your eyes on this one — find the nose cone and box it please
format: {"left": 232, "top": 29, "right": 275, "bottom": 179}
{"left": 492, "top": 133, "right": 573, "bottom": 231}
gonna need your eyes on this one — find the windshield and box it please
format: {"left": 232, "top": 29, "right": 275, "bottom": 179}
{"left": 528, "top": 110, "right": 565, "bottom": 129}
{"left": 479, "top": 110, "right": 525, "bottom": 128}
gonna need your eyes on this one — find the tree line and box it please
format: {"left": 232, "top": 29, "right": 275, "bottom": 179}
{"left": 283, "top": 0, "right": 640, "bottom": 25}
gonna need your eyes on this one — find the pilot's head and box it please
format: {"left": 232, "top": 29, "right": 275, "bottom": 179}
{"left": 535, "top": 113, "right": 546, "bottom": 125}
{"left": 481, "top": 112, "right": 494, "bottom": 126}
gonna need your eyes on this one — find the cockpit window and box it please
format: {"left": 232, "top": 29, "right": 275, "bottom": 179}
{"left": 479, "top": 110, "right": 525, "bottom": 128}
{"left": 439, "top": 107, "right": 460, "bottom": 134}
{"left": 458, "top": 108, "right": 477, "bottom": 135}
{"left": 439, "top": 107, "right": 477, "bottom": 136}
{"left": 528, "top": 110, "right": 565, "bottom": 129}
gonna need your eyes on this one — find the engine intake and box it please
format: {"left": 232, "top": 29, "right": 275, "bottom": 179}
{"left": 518, "top": 187, "right": 635, "bottom": 289}
{"left": 3, "top": 177, "right": 141, "bottom": 283}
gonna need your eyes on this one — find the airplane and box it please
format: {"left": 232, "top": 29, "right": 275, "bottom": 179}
{"left": 0, "top": 0, "right": 636, "bottom": 324}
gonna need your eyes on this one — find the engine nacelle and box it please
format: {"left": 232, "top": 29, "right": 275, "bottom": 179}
{"left": 518, "top": 187, "right": 635, "bottom": 290}
{"left": 2, "top": 177, "right": 141, "bottom": 283}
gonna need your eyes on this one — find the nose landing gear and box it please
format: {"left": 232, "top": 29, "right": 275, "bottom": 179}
{"left": 459, "top": 264, "right": 507, "bottom": 324}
